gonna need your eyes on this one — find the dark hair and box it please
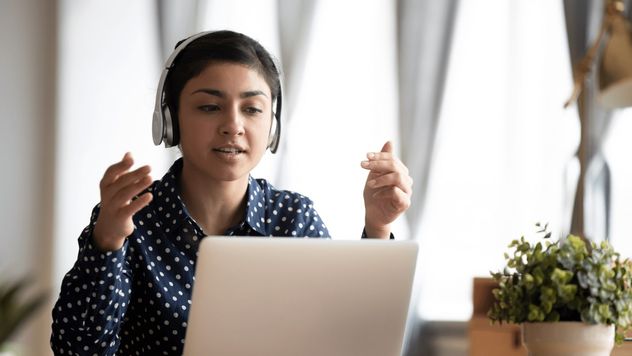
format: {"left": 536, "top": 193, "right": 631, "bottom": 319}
{"left": 163, "top": 30, "right": 281, "bottom": 120}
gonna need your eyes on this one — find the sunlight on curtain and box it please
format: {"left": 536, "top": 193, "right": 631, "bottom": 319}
{"left": 199, "top": 0, "right": 279, "bottom": 55}
{"left": 54, "top": 0, "right": 171, "bottom": 285}
{"left": 281, "top": 0, "right": 404, "bottom": 240}
{"left": 416, "top": 0, "right": 579, "bottom": 320}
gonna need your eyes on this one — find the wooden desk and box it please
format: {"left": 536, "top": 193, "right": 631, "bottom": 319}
{"left": 469, "top": 277, "right": 527, "bottom": 355}
{"left": 612, "top": 340, "right": 632, "bottom": 355}
{"left": 469, "top": 316, "right": 526, "bottom": 356}
{"left": 469, "top": 277, "right": 632, "bottom": 356}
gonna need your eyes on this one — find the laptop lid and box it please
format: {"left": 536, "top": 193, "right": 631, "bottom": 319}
{"left": 183, "top": 237, "right": 418, "bottom": 356}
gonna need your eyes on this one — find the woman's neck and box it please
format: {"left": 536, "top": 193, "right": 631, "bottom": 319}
{"left": 179, "top": 162, "right": 249, "bottom": 236}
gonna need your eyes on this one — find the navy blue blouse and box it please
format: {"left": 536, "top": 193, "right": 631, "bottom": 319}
{"left": 50, "top": 158, "right": 330, "bottom": 355}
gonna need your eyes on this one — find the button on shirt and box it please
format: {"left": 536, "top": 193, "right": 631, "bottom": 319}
{"left": 50, "top": 158, "right": 331, "bottom": 355}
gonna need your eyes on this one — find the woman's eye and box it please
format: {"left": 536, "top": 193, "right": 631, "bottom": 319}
{"left": 244, "top": 107, "right": 263, "bottom": 115}
{"left": 198, "top": 104, "right": 219, "bottom": 112}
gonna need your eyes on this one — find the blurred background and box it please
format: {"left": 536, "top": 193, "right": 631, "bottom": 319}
{"left": 1, "top": 0, "right": 631, "bottom": 355}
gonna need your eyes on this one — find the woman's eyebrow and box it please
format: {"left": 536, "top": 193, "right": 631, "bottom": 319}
{"left": 192, "top": 88, "right": 224, "bottom": 97}
{"left": 240, "top": 90, "right": 268, "bottom": 99}
{"left": 191, "top": 88, "right": 268, "bottom": 99}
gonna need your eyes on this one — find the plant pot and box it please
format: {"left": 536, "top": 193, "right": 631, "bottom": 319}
{"left": 522, "top": 322, "right": 614, "bottom": 356}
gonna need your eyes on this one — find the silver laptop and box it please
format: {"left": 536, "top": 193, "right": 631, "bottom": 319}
{"left": 183, "top": 237, "right": 418, "bottom": 356}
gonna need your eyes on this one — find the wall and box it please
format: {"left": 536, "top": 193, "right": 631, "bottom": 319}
{"left": 0, "top": 0, "right": 57, "bottom": 355}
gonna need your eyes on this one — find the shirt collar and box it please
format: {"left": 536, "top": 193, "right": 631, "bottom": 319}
{"left": 244, "top": 176, "right": 267, "bottom": 235}
{"left": 153, "top": 158, "right": 267, "bottom": 236}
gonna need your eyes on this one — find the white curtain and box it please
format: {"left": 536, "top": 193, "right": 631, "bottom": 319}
{"left": 397, "top": 0, "right": 459, "bottom": 241}
{"left": 279, "top": 0, "right": 400, "bottom": 239}
{"left": 54, "top": 0, "right": 170, "bottom": 296}
{"left": 415, "top": 0, "right": 577, "bottom": 324}
{"left": 273, "top": 0, "right": 318, "bottom": 187}
{"left": 157, "top": 0, "right": 201, "bottom": 59}
{"left": 396, "top": 1, "right": 460, "bottom": 354}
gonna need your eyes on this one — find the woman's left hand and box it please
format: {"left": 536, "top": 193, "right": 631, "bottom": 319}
{"left": 361, "top": 141, "right": 413, "bottom": 239}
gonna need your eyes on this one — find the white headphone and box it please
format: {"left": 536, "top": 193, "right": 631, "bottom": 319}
{"left": 152, "top": 31, "right": 282, "bottom": 153}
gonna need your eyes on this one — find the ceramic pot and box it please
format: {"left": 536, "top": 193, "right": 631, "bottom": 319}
{"left": 522, "top": 322, "right": 614, "bottom": 356}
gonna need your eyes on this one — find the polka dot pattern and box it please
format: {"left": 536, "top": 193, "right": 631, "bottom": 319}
{"left": 51, "top": 158, "right": 330, "bottom": 355}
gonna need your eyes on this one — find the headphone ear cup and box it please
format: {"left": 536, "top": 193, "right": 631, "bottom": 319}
{"left": 163, "top": 106, "right": 177, "bottom": 147}
{"left": 268, "top": 116, "right": 277, "bottom": 148}
{"left": 269, "top": 86, "right": 282, "bottom": 153}
{"left": 170, "top": 107, "right": 180, "bottom": 146}
{"left": 152, "top": 109, "right": 165, "bottom": 145}
{"left": 268, "top": 112, "right": 281, "bottom": 153}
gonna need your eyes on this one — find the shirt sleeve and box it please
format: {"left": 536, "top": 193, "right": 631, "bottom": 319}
{"left": 50, "top": 204, "right": 133, "bottom": 355}
{"left": 361, "top": 228, "right": 395, "bottom": 240}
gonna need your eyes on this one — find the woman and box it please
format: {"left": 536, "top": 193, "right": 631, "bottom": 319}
{"left": 51, "top": 30, "right": 412, "bottom": 355}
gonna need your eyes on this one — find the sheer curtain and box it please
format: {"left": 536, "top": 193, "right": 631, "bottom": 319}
{"left": 396, "top": 1, "right": 459, "bottom": 353}
{"left": 415, "top": 0, "right": 578, "bottom": 321}
{"left": 54, "top": 0, "right": 170, "bottom": 290}
{"left": 280, "top": 0, "right": 401, "bottom": 239}
{"left": 157, "top": 0, "right": 201, "bottom": 59}
{"left": 273, "top": 0, "right": 318, "bottom": 187}
{"left": 397, "top": 0, "right": 459, "bottom": 241}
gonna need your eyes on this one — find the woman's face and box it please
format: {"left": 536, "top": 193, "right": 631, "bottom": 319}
{"left": 178, "top": 62, "right": 273, "bottom": 183}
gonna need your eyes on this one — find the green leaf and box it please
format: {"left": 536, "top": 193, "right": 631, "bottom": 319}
{"left": 551, "top": 268, "right": 573, "bottom": 285}
{"left": 528, "top": 304, "right": 545, "bottom": 322}
{"left": 0, "top": 278, "right": 47, "bottom": 345}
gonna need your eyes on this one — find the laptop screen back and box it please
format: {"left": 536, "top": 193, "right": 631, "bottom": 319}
{"left": 183, "top": 237, "right": 418, "bottom": 356}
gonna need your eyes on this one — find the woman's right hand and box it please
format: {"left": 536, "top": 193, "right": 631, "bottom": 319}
{"left": 93, "top": 152, "right": 154, "bottom": 251}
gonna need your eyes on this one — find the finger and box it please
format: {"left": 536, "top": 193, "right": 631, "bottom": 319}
{"left": 371, "top": 186, "right": 411, "bottom": 213}
{"left": 119, "top": 192, "right": 153, "bottom": 218}
{"left": 101, "top": 166, "right": 151, "bottom": 203}
{"left": 100, "top": 152, "right": 134, "bottom": 188}
{"left": 365, "top": 141, "right": 393, "bottom": 161}
{"left": 381, "top": 141, "right": 393, "bottom": 153}
{"left": 367, "top": 172, "right": 413, "bottom": 194}
{"left": 108, "top": 165, "right": 152, "bottom": 193}
{"left": 361, "top": 159, "right": 408, "bottom": 175}
{"left": 366, "top": 151, "right": 393, "bottom": 161}
{"left": 110, "top": 175, "right": 153, "bottom": 207}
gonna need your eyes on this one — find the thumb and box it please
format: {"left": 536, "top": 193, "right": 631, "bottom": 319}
{"left": 380, "top": 141, "right": 393, "bottom": 153}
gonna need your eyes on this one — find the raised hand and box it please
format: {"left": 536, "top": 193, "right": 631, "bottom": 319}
{"left": 92, "top": 152, "right": 153, "bottom": 251}
{"left": 361, "top": 141, "right": 413, "bottom": 239}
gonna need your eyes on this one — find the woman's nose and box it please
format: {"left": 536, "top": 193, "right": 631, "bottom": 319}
{"left": 219, "top": 106, "right": 244, "bottom": 136}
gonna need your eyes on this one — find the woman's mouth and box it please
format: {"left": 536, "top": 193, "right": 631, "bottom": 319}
{"left": 213, "top": 147, "right": 245, "bottom": 154}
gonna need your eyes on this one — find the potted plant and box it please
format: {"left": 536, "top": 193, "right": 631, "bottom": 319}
{"left": 0, "top": 277, "right": 47, "bottom": 355}
{"left": 488, "top": 223, "right": 632, "bottom": 355}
